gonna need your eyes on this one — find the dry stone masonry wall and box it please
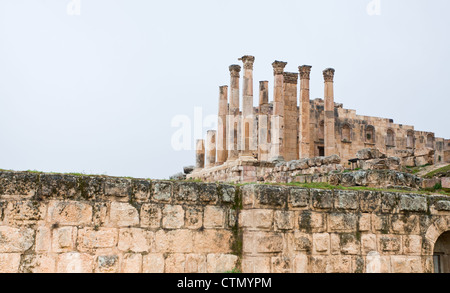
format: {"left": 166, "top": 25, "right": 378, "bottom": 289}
{"left": 0, "top": 171, "right": 449, "bottom": 273}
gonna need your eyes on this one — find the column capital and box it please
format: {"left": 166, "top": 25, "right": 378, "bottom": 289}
{"left": 229, "top": 64, "right": 241, "bottom": 77}
{"left": 272, "top": 61, "right": 287, "bottom": 75}
{"left": 238, "top": 55, "right": 255, "bottom": 70}
{"left": 283, "top": 72, "right": 298, "bottom": 84}
{"left": 299, "top": 65, "right": 312, "bottom": 80}
{"left": 323, "top": 68, "right": 335, "bottom": 82}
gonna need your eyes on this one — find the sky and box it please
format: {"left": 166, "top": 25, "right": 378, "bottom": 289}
{"left": 0, "top": 0, "right": 449, "bottom": 179}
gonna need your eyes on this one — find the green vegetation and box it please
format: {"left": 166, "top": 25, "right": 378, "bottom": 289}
{"left": 225, "top": 268, "right": 242, "bottom": 273}
{"left": 424, "top": 164, "right": 450, "bottom": 179}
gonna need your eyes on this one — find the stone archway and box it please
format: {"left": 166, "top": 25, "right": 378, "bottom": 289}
{"left": 433, "top": 231, "right": 450, "bottom": 273}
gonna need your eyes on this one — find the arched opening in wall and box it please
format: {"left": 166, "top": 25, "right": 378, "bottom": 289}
{"left": 386, "top": 129, "right": 395, "bottom": 147}
{"left": 365, "top": 125, "right": 375, "bottom": 144}
{"left": 427, "top": 134, "right": 434, "bottom": 148}
{"left": 406, "top": 131, "right": 415, "bottom": 149}
{"left": 318, "top": 121, "right": 324, "bottom": 141}
{"left": 342, "top": 124, "right": 351, "bottom": 142}
{"left": 434, "top": 231, "right": 450, "bottom": 273}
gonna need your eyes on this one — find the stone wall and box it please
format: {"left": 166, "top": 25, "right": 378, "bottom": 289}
{"left": 0, "top": 171, "right": 238, "bottom": 273}
{"left": 0, "top": 171, "right": 449, "bottom": 273}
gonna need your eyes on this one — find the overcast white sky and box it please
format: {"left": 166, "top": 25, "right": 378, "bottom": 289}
{"left": 0, "top": 0, "right": 448, "bottom": 179}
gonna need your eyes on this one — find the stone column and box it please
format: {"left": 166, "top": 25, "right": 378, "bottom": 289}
{"left": 206, "top": 130, "right": 216, "bottom": 167}
{"left": 258, "top": 81, "right": 270, "bottom": 161}
{"left": 283, "top": 72, "right": 299, "bottom": 161}
{"left": 195, "top": 139, "right": 205, "bottom": 169}
{"left": 323, "top": 68, "right": 336, "bottom": 157}
{"left": 239, "top": 55, "right": 255, "bottom": 157}
{"left": 271, "top": 61, "right": 287, "bottom": 161}
{"left": 217, "top": 86, "right": 228, "bottom": 165}
{"left": 227, "top": 65, "right": 241, "bottom": 161}
{"left": 299, "top": 65, "right": 312, "bottom": 159}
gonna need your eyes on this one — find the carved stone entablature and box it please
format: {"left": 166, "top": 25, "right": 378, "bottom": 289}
{"left": 283, "top": 72, "right": 299, "bottom": 84}
{"left": 272, "top": 61, "right": 287, "bottom": 75}
{"left": 299, "top": 65, "right": 312, "bottom": 80}
{"left": 323, "top": 68, "right": 335, "bottom": 82}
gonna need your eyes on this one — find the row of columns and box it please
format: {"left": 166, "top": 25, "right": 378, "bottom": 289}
{"left": 195, "top": 56, "right": 336, "bottom": 169}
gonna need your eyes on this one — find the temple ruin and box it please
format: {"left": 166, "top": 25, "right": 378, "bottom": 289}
{"left": 187, "top": 55, "right": 450, "bottom": 184}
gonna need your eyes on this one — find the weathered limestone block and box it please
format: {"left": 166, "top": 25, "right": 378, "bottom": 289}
{"left": 391, "top": 256, "right": 423, "bottom": 273}
{"left": 185, "top": 254, "right": 207, "bottom": 273}
{"left": 271, "top": 256, "right": 292, "bottom": 273}
{"left": 0, "top": 172, "right": 39, "bottom": 199}
{"left": 174, "top": 182, "right": 199, "bottom": 202}
{"left": 361, "top": 234, "right": 377, "bottom": 255}
{"left": 326, "top": 255, "right": 352, "bottom": 273}
{"left": 104, "top": 177, "right": 131, "bottom": 199}
{"left": 391, "top": 214, "right": 420, "bottom": 234}
{"left": 339, "top": 233, "right": 360, "bottom": 255}
{"left": 400, "top": 195, "right": 427, "bottom": 212}
{"left": 289, "top": 188, "right": 309, "bottom": 208}
{"left": 328, "top": 213, "right": 358, "bottom": 232}
{"left": 162, "top": 205, "right": 185, "bottom": 229}
{"left": 142, "top": 254, "right": 165, "bottom": 273}
{"left": 381, "top": 193, "right": 400, "bottom": 213}
{"left": 359, "top": 214, "right": 372, "bottom": 232}
{"left": 52, "top": 226, "right": 77, "bottom": 252}
{"left": 313, "top": 233, "right": 330, "bottom": 254}
{"left": 334, "top": 190, "right": 358, "bottom": 210}
{"left": 156, "top": 230, "right": 194, "bottom": 253}
{"left": 35, "top": 226, "right": 51, "bottom": 253}
{"left": 132, "top": 179, "right": 151, "bottom": 201}
{"left": 403, "top": 235, "right": 422, "bottom": 255}
{"left": 434, "top": 200, "right": 450, "bottom": 211}
{"left": 95, "top": 255, "right": 119, "bottom": 273}
{"left": 220, "top": 185, "right": 236, "bottom": 203}
{"left": 56, "top": 252, "right": 93, "bottom": 273}
{"left": 93, "top": 202, "right": 108, "bottom": 227}
{"left": 241, "top": 185, "right": 288, "bottom": 208}
{"left": 152, "top": 181, "right": 172, "bottom": 202}
{"left": 206, "top": 254, "right": 238, "bottom": 273}
{"left": 19, "top": 254, "right": 56, "bottom": 273}
{"left": 39, "top": 174, "right": 80, "bottom": 199}
{"left": 274, "top": 210, "right": 295, "bottom": 230}
{"left": 311, "top": 189, "right": 334, "bottom": 210}
{"left": 293, "top": 254, "right": 308, "bottom": 273}
{"left": 372, "top": 214, "right": 390, "bottom": 233}
{"left": 356, "top": 148, "right": 386, "bottom": 160}
{"left": 293, "top": 232, "right": 312, "bottom": 252}
{"left": 118, "top": 228, "right": 154, "bottom": 253}
{"left": 165, "top": 253, "right": 186, "bottom": 273}
{"left": 185, "top": 206, "right": 203, "bottom": 229}
{"left": 0, "top": 253, "right": 21, "bottom": 273}
{"left": 378, "top": 235, "right": 401, "bottom": 253}
{"left": 109, "top": 202, "right": 139, "bottom": 227}
{"left": 240, "top": 209, "right": 273, "bottom": 230}
{"left": 442, "top": 177, "right": 450, "bottom": 189}
{"left": 242, "top": 256, "right": 271, "bottom": 273}
{"left": 140, "top": 204, "right": 161, "bottom": 229}
{"left": 244, "top": 232, "right": 283, "bottom": 254}
{"left": 298, "top": 211, "right": 327, "bottom": 233}
{"left": 5, "top": 201, "right": 46, "bottom": 225}
{"left": 47, "top": 201, "right": 92, "bottom": 226}
{"left": 77, "top": 227, "right": 118, "bottom": 252}
{"left": 204, "top": 206, "right": 225, "bottom": 228}
{"left": 0, "top": 226, "right": 34, "bottom": 253}
{"left": 120, "top": 253, "right": 142, "bottom": 273}
{"left": 422, "top": 178, "right": 441, "bottom": 189}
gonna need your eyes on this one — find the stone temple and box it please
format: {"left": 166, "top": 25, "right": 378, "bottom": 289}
{"left": 187, "top": 55, "right": 450, "bottom": 183}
